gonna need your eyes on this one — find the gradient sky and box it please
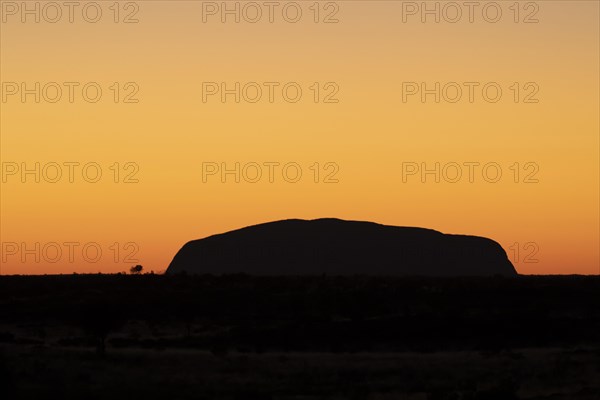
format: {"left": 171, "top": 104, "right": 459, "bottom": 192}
{"left": 1, "top": 0, "right": 598, "bottom": 275}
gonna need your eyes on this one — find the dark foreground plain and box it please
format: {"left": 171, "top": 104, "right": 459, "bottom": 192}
{"left": 1, "top": 274, "right": 599, "bottom": 399}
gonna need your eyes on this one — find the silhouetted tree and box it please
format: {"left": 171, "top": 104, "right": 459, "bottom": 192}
{"left": 130, "top": 265, "right": 143, "bottom": 275}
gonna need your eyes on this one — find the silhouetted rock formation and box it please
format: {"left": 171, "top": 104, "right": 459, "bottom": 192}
{"left": 167, "top": 219, "right": 517, "bottom": 276}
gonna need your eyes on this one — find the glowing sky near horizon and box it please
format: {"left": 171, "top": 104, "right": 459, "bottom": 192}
{"left": 0, "top": 1, "right": 598, "bottom": 275}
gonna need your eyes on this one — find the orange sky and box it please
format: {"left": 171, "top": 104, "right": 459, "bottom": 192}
{"left": 1, "top": 1, "right": 599, "bottom": 275}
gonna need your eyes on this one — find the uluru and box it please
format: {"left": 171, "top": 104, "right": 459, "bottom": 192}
{"left": 166, "top": 218, "right": 517, "bottom": 276}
